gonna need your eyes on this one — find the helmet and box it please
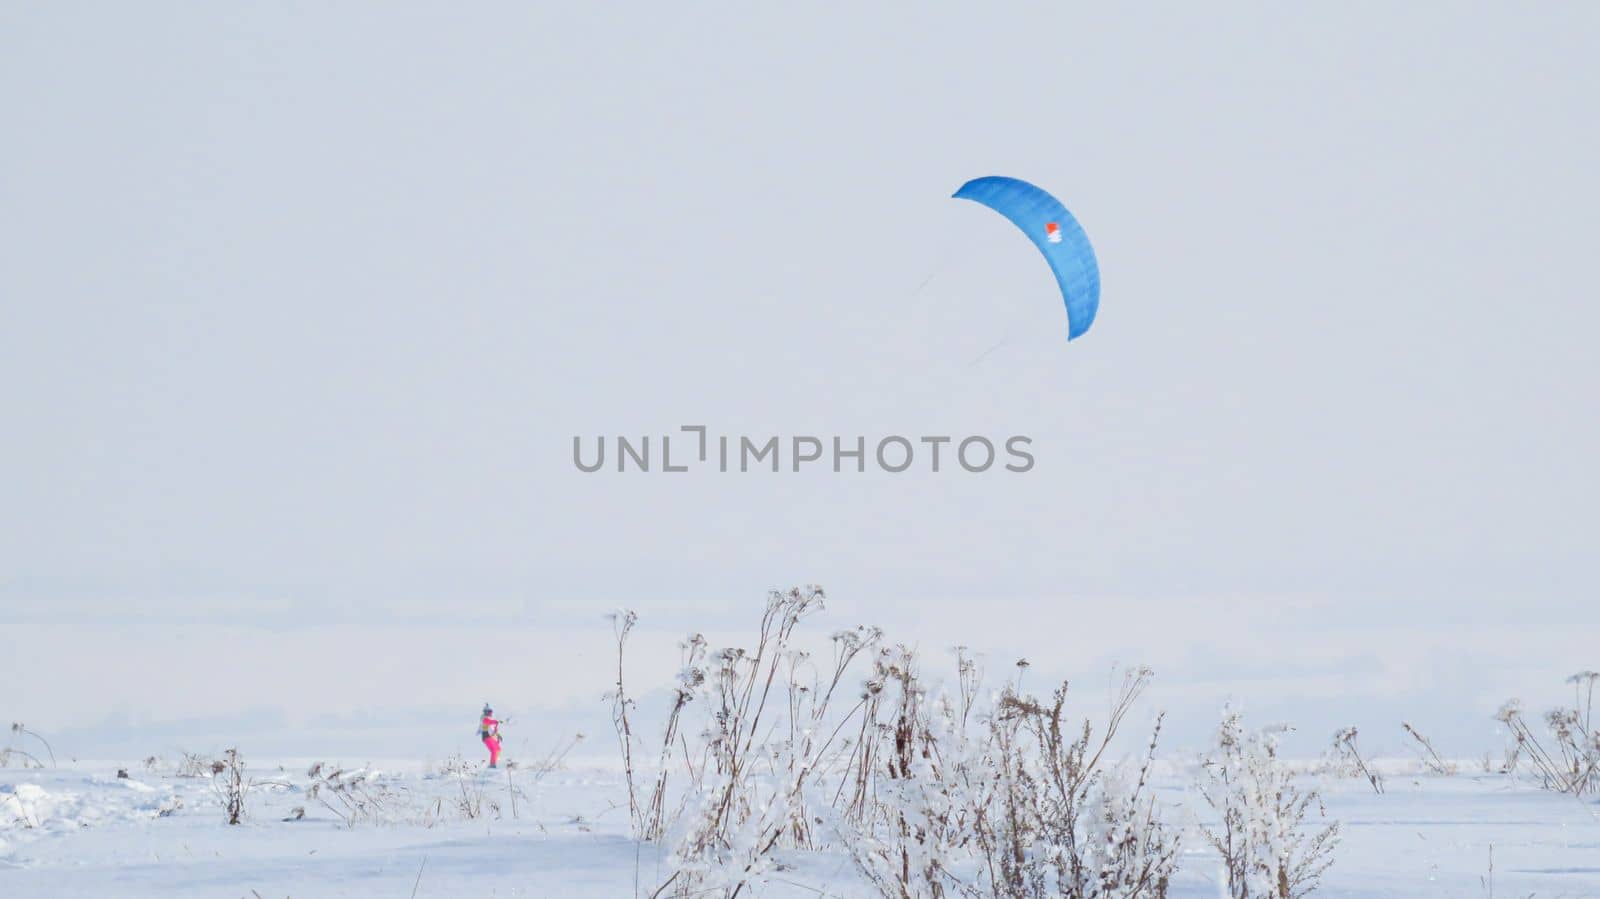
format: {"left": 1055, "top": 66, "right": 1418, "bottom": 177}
{"left": 482, "top": 703, "right": 493, "bottom": 715}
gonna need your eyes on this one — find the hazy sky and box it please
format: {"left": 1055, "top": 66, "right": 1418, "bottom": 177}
{"left": 3, "top": 4, "right": 1597, "bottom": 757}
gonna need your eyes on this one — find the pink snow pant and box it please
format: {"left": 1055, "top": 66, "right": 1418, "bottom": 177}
{"left": 483, "top": 735, "right": 502, "bottom": 766}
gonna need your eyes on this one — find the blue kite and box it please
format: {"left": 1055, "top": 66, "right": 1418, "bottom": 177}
{"left": 952, "top": 176, "right": 1100, "bottom": 340}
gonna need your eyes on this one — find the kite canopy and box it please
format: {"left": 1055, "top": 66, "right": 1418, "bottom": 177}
{"left": 952, "top": 176, "right": 1100, "bottom": 340}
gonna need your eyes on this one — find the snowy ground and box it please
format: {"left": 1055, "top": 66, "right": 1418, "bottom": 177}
{"left": 4, "top": 758, "right": 1599, "bottom": 898}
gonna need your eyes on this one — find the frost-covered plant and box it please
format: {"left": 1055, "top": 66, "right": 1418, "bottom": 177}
{"left": 7, "top": 723, "right": 55, "bottom": 768}
{"left": 451, "top": 764, "right": 502, "bottom": 821}
{"left": 605, "top": 608, "right": 644, "bottom": 836}
{"left": 618, "top": 589, "right": 1177, "bottom": 899}
{"left": 306, "top": 762, "right": 410, "bottom": 828}
{"left": 411, "top": 754, "right": 507, "bottom": 823}
{"left": 1495, "top": 671, "right": 1600, "bottom": 796}
{"left": 211, "top": 748, "right": 249, "bottom": 825}
{"left": 835, "top": 647, "right": 986, "bottom": 899}
{"left": 839, "top": 656, "right": 1178, "bottom": 899}
{"left": 652, "top": 586, "right": 860, "bottom": 898}
{"left": 0, "top": 746, "right": 44, "bottom": 769}
{"left": 1401, "top": 723, "right": 1456, "bottom": 776}
{"left": 429, "top": 753, "right": 476, "bottom": 778}
{"left": 974, "top": 667, "right": 1180, "bottom": 899}
{"left": 1197, "top": 711, "right": 1339, "bottom": 899}
{"left": 1321, "top": 727, "right": 1382, "bottom": 794}
{"left": 520, "top": 732, "right": 584, "bottom": 783}
{"left": 176, "top": 751, "right": 215, "bottom": 778}
{"left": 504, "top": 733, "right": 584, "bottom": 821}
{"left": 642, "top": 632, "right": 707, "bottom": 841}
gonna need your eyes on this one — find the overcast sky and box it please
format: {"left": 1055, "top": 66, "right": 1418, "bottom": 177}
{"left": 3, "top": 3, "right": 1597, "bottom": 758}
